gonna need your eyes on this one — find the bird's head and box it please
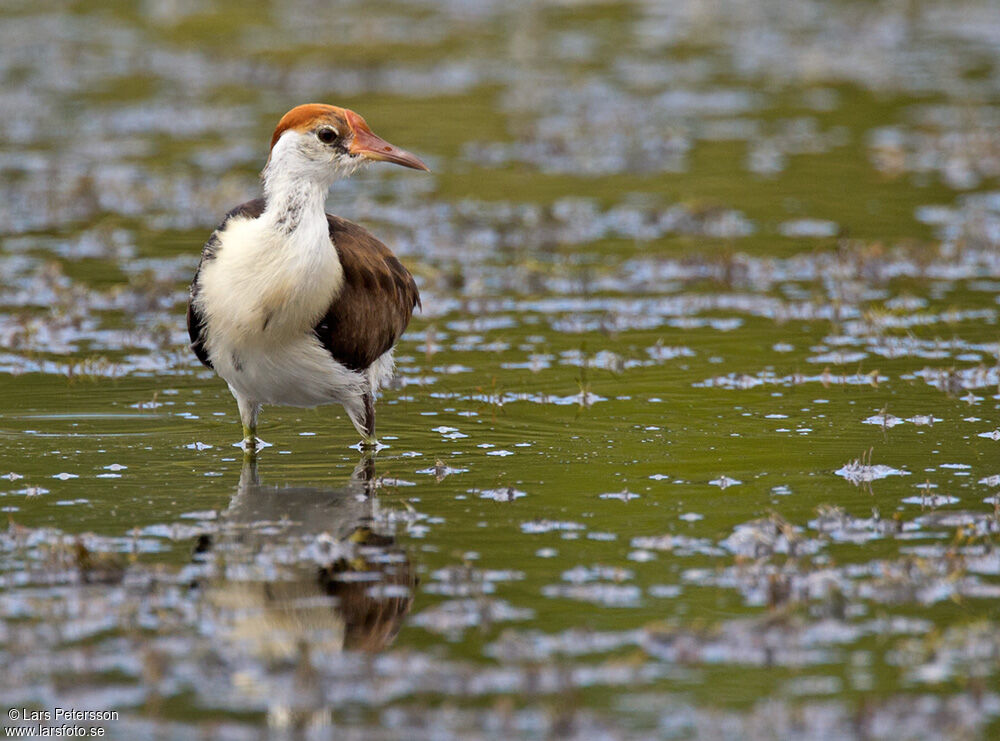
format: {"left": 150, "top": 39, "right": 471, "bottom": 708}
{"left": 264, "top": 103, "right": 429, "bottom": 187}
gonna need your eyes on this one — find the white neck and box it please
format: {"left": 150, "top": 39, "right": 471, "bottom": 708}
{"left": 262, "top": 171, "right": 329, "bottom": 235}
{"left": 261, "top": 131, "right": 337, "bottom": 237}
{"left": 260, "top": 130, "right": 366, "bottom": 236}
{"left": 197, "top": 140, "right": 346, "bottom": 352}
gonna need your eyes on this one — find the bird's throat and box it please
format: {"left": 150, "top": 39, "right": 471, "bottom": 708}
{"left": 262, "top": 175, "right": 329, "bottom": 236}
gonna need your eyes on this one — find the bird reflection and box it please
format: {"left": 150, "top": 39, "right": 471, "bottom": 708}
{"left": 193, "top": 453, "right": 416, "bottom": 662}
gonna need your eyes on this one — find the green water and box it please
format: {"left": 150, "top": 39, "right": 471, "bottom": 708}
{"left": 1, "top": 1, "right": 999, "bottom": 738}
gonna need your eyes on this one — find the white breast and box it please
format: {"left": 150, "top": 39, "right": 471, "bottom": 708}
{"left": 199, "top": 214, "right": 343, "bottom": 341}
{"left": 195, "top": 212, "right": 358, "bottom": 406}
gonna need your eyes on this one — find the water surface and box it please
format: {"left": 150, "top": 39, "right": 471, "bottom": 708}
{"left": 1, "top": 1, "right": 999, "bottom": 738}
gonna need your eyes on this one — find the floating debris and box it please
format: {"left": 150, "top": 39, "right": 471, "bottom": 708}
{"left": 709, "top": 476, "right": 742, "bottom": 490}
{"left": 722, "top": 515, "right": 823, "bottom": 558}
{"left": 474, "top": 487, "right": 526, "bottom": 502}
{"left": 520, "top": 520, "right": 586, "bottom": 535}
{"left": 411, "top": 598, "right": 534, "bottom": 639}
{"left": 862, "top": 413, "right": 904, "bottom": 428}
{"left": 836, "top": 454, "right": 910, "bottom": 486}
{"left": 599, "top": 489, "right": 639, "bottom": 502}
{"left": 778, "top": 219, "right": 839, "bottom": 238}
{"left": 416, "top": 460, "right": 468, "bottom": 481}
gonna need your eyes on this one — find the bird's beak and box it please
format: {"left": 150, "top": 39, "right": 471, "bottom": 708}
{"left": 345, "top": 109, "right": 429, "bottom": 172}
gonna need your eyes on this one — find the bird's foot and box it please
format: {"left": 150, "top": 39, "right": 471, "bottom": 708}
{"left": 351, "top": 437, "right": 386, "bottom": 453}
{"left": 235, "top": 425, "right": 271, "bottom": 457}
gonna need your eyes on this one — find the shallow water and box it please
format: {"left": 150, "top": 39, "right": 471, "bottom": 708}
{"left": 1, "top": 1, "right": 1000, "bottom": 738}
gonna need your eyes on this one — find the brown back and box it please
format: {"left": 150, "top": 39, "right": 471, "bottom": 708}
{"left": 188, "top": 199, "right": 419, "bottom": 373}
{"left": 315, "top": 214, "right": 420, "bottom": 371}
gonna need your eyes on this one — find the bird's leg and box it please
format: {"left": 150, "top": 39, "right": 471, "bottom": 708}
{"left": 233, "top": 391, "right": 263, "bottom": 456}
{"left": 360, "top": 392, "right": 377, "bottom": 449}
{"left": 346, "top": 392, "right": 379, "bottom": 450}
{"left": 241, "top": 422, "right": 257, "bottom": 458}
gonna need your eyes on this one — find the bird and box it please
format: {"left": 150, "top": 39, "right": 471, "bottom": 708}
{"left": 187, "top": 104, "right": 428, "bottom": 454}
{"left": 196, "top": 456, "right": 414, "bottom": 660}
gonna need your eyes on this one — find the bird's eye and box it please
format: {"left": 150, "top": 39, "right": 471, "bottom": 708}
{"left": 317, "top": 127, "right": 338, "bottom": 144}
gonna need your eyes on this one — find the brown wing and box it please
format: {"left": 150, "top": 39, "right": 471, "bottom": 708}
{"left": 314, "top": 215, "right": 420, "bottom": 372}
{"left": 187, "top": 199, "right": 267, "bottom": 369}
